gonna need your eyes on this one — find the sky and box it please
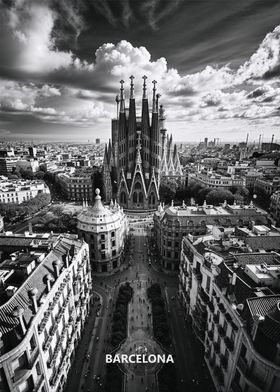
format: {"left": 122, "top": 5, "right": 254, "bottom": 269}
{"left": 0, "top": 0, "right": 280, "bottom": 143}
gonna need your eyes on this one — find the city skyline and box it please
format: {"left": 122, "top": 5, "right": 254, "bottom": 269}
{"left": 0, "top": 0, "right": 280, "bottom": 142}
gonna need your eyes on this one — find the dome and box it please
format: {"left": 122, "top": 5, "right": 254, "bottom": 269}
{"left": 77, "top": 189, "right": 125, "bottom": 231}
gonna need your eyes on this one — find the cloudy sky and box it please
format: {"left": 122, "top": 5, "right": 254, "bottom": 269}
{"left": 0, "top": 0, "right": 280, "bottom": 143}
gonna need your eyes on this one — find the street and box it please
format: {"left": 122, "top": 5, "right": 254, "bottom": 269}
{"left": 65, "top": 220, "right": 215, "bottom": 392}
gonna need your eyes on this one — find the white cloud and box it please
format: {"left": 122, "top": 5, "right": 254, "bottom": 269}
{"left": 1, "top": 0, "right": 280, "bottom": 137}
{"left": 238, "top": 25, "right": 280, "bottom": 80}
{"left": 3, "top": 1, "right": 73, "bottom": 73}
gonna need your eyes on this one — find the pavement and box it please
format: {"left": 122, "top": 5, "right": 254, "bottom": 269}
{"left": 117, "top": 279, "right": 162, "bottom": 392}
{"left": 65, "top": 219, "right": 215, "bottom": 392}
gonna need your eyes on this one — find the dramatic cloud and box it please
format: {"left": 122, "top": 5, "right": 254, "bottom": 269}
{"left": 238, "top": 25, "right": 280, "bottom": 80}
{"left": 0, "top": 0, "right": 280, "bottom": 141}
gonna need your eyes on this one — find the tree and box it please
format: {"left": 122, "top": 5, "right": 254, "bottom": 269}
{"left": 159, "top": 178, "right": 178, "bottom": 203}
{"left": 206, "top": 189, "right": 234, "bottom": 205}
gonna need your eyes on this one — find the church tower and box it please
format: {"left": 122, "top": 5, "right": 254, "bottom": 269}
{"left": 106, "top": 76, "right": 182, "bottom": 211}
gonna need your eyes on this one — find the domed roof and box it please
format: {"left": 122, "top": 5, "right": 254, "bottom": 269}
{"left": 77, "top": 189, "right": 125, "bottom": 228}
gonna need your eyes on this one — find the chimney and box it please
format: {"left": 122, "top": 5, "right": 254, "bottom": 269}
{"left": 29, "top": 288, "right": 38, "bottom": 313}
{"left": 28, "top": 221, "right": 33, "bottom": 235}
{"left": 12, "top": 306, "right": 26, "bottom": 335}
{"left": 251, "top": 220, "right": 255, "bottom": 231}
{"left": 53, "top": 259, "right": 61, "bottom": 279}
{"left": 45, "top": 274, "right": 53, "bottom": 293}
{"left": 252, "top": 314, "right": 265, "bottom": 341}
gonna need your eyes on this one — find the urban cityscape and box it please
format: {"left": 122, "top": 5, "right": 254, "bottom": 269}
{"left": 0, "top": 1, "right": 280, "bottom": 392}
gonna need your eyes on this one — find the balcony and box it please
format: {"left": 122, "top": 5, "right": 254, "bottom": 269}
{"left": 225, "top": 313, "right": 232, "bottom": 323}
{"left": 237, "top": 357, "right": 265, "bottom": 390}
{"left": 32, "top": 375, "right": 44, "bottom": 392}
{"left": 193, "top": 268, "right": 202, "bottom": 282}
{"left": 214, "top": 365, "right": 224, "bottom": 385}
{"left": 217, "top": 325, "right": 226, "bottom": 337}
{"left": 224, "top": 336, "right": 234, "bottom": 352}
{"left": 218, "top": 303, "right": 226, "bottom": 314}
{"left": 213, "top": 314, "right": 219, "bottom": 324}
{"left": 213, "top": 342, "right": 220, "bottom": 354}
{"left": 198, "top": 287, "right": 210, "bottom": 305}
{"left": 28, "top": 348, "right": 39, "bottom": 369}
{"left": 220, "top": 354, "right": 228, "bottom": 370}
{"left": 207, "top": 301, "right": 214, "bottom": 312}
{"left": 208, "top": 330, "right": 214, "bottom": 341}
{"left": 209, "top": 357, "right": 215, "bottom": 368}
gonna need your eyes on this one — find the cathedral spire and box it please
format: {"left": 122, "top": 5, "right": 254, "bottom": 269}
{"left": 142, "top": 75, "right": 147, "bottom": 99}
{"left": 156, "top": 93, "right": 160, "bottom": 113}
{"left": 135, "top": 130, "right": 142, "bottom": 164}
{"left": 115, "top": 94, "right": 120, "bottom": 119}
{"left": 152, "top": 80, "right": 157, "bottom": 113}
{"left": 129, "top": 75, "right": 135, "bottom": 99}
{"left": 120, "top": 80, "right": 125, "bottom": 113}
{"left": 159, "top": 104, "right": 166, "bottom": 130}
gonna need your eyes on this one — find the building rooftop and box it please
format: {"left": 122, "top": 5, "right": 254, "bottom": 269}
{"left": 0, "top": 235, "right": 82, "bottom": 340}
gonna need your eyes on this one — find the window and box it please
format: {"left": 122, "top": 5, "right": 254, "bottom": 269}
{"left": 35, "top": 362, "right": 41, "bottom": 376}
{"left": 112, "top": 250, "right": 116, "bottom": 256}
{"left": 101, "top": 234, "right": 105, "bottom": 240}
{"left": 30, "top": 335, "right": 36, "bottom": 351}
{"left": 111, "top": 232, "right": 115, "bottom": 238}
{"left": 240, "top": 343, "right": 247, "bottom": 358}
{"left": 206, "top": 275, "right": 210, "bottom": 293}
{"left": 101, "top": 244, "right": 105, "bottom": 250}
{"left": 112, "top": 241, "right": 116, "bottom": 247}
{"left": 133, "top": 192, "right": 137, "bottom": 203}
{"left": 101, "top": 254, "right": 105, "bottom": 260}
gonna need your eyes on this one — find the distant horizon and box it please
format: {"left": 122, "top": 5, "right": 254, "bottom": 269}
{"left": 0, "top": 135, "right": 278, "bottom": 146}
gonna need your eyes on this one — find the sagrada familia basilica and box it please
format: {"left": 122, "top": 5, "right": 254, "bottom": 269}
{"left": 102, "top": 76, "right": 182, "bottom": 211}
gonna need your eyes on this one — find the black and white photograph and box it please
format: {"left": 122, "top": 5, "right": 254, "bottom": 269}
{"left": 0, "top": 1, "right": 280, "bottom": 391}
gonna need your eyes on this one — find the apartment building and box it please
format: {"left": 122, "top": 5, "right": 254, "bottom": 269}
{"left": 0, "top": 177, "right": 50, "bottom": 204}
{"left": 179, "top": 232, "right": 280, "bottom": 392}
{"left": 153, "top": 202, "right": 268, "bottom": 271}
{"left": 0, "top": 234, "right": 92, "bottom": 392}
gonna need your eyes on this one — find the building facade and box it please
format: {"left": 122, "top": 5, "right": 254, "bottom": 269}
{"left": 77, "top": 188, "right": 128, "bottom": 273}
{"left": 189, "top": 171, "right": 246, "bottom": 190}
{"left": 255, "top": 177, "right": 280, "bottom": 196}
{"left": 179, "top": 234, "right": 280, "bottom": 392}
{"left": 270, "top": 191, "right": 280, "bottom": 225}
{"left": 0, "top": 234, "right": 92, "bottom": 392}
{"left": 153, "top": 202, "right": 268, "bottom": 271}
{"left": 102, "top": 76, "right": 182, "bottom": 210}
{"left": 0, "top": 177, "right": 50, "bottom": 204}
{"left": 57, "top": 169, "right": 95, "bottom": 202}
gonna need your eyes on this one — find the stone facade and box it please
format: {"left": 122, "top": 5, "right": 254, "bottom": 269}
{"left": 153, "top": 201, "right": 268, "bottom": 271}
{"left": 179, "top": 234, "right": 280, "bottom": 392}
{"left": 102, "top": 76, "right": 182, "bottom": 210}
{"left": 0, "top": 235, "right": 92, "bottom": 392}
{"left": 77, "top": 189, "right": 128, "bottom": 273}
